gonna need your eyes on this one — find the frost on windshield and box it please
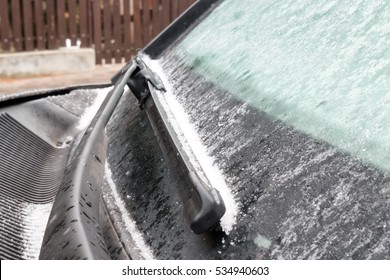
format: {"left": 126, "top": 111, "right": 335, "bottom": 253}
{"left": 178, "top": 0, "right": 390, "bottom": 172}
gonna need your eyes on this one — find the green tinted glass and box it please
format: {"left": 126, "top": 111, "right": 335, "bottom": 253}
{"left": 177, "top": 0, "right": 390, "bottom": 170}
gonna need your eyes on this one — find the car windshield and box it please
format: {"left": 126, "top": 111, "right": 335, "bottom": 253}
{"left": 134, "top": 0, "right": 390, "bottom": 259}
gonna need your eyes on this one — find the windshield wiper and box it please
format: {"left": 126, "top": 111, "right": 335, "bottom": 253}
{"left": 112, "top": 55, "right": 226, "bottom": 234}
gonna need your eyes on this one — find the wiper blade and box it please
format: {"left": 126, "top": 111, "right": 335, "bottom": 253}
{"left": 113, "top": 55, "right": 226, "bottom": 234}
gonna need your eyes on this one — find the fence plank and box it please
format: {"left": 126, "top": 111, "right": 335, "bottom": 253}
{"left": 103, "top": 0, "right": 112, "bottom": 63}
{"left": 133, "top": 0, "right": 143, "bottom": 50}
{"left": 68, "top": 0, "right": 78, "bottom": 46}
{"left": 56, "top": 0, "right": 66, "bottom": 47}
{"left": 123, "top": 0, "right": 132, "bottom": 60}
{"left": 34, "top": 0, "right": 45, "bottom": 50}
{"left": 113, "top": 0, "right": 122, "bottom": 63}
{"left": 171, "top": 0, "right": 179, "bottom": 21}
{"left": 88, "top": 0, "right": 94, "bottom": 46}
{"left": 161, "top": 0, "right": 171, "bottom": 30}
{"left": 46, "top": 0, "right": 58, "bottom": 49}
{"left": 142, "top": 0, "right": 151, "bottom": 45}
{"left": 79, "top": 0, "right": 89, "bottom": 47}
{"left": 0, "top": 0, "right": 11, "bottom": 51}
{"left": 11, "top": 0, "right": 23, "bottom": 51}
{"left": 93, "top": 0, "right": 102, "bottom": 64}
{"left": 151, "top": 0, "right": 160, "bottom": 37}
{"left": 178, "top": 0, "right": 188, "bottom": 15}
{"left": 22, "top": 0, "right": 34, "bottom": 51}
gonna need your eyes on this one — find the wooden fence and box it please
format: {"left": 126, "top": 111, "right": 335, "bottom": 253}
{"left": 0, "top": 0, "right": 196, "bottom": 64}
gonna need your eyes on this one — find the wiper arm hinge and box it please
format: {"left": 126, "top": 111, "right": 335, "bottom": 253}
{"left": 112, "top": 55, "right": 165, "bottom": 109}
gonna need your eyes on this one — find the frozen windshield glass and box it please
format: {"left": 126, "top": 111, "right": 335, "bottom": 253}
{"left": 140, "top": 0, "right": 390, "bottom": 259}
{"left": 176, "top": 0, "right": 390, "bottom": 171}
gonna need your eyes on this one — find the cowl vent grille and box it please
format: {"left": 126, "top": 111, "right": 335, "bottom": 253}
{"left": 0, "top": 113, "right": 67, "bottom": 259}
